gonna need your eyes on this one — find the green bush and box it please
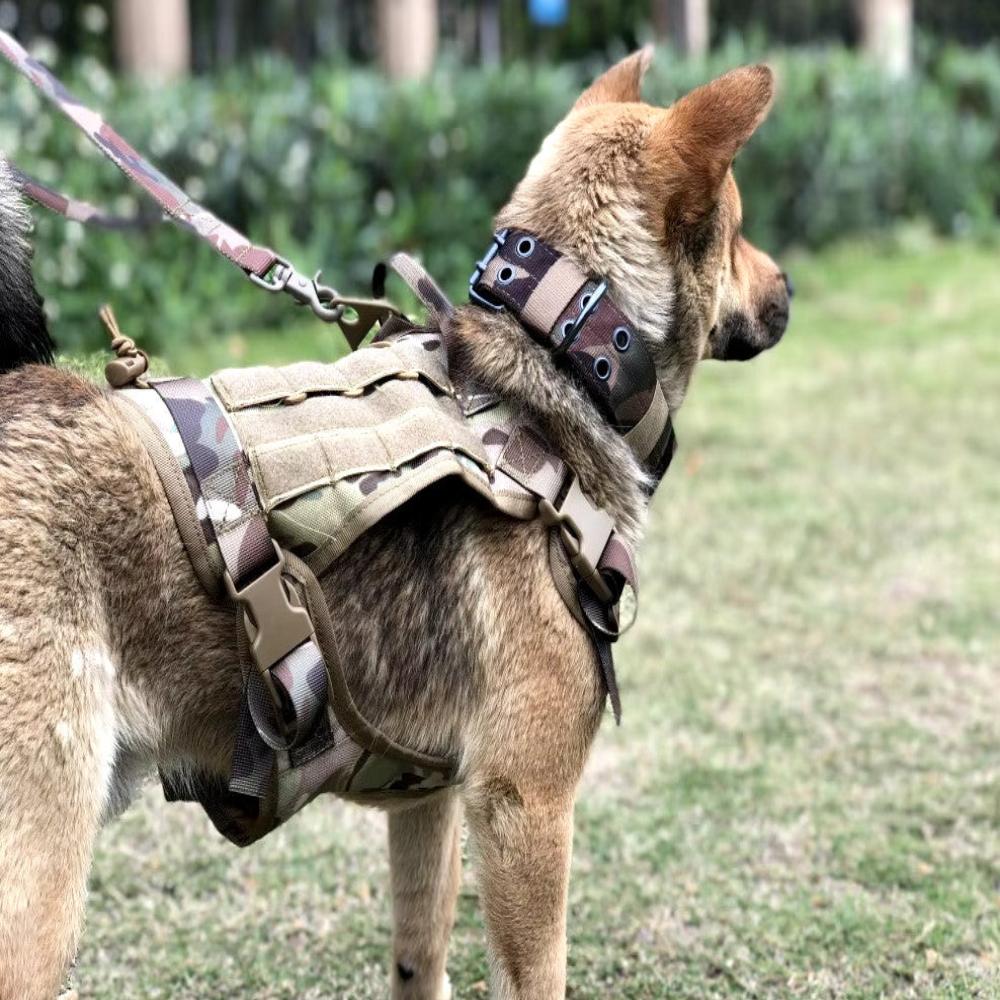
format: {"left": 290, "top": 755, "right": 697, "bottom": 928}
{"left": 1, "top": 40, "right": 997, "bottom": 353}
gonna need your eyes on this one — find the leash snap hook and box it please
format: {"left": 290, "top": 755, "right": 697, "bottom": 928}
{"left": 249, "top": 259, "right": 346, "bottom": 323}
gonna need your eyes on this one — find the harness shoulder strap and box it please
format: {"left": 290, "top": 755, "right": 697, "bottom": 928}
{"left": 373, "top": 252, "right": 455, "bottom": 330}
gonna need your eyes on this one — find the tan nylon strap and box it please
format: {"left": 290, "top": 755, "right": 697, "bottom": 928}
{"left": 212, "top": 340, "right": 451, "bottom": 410}
{"left": 494, "top": 425, "right": 566, "bottom": 502}
{"left": 521, "top": 256, "right": 588, "bottom": 334}
{"left": 373, "top": 252, "right": 454, "bottom": 328}
{"left": 623, "top": 381, "right": 670, "bottom": 463}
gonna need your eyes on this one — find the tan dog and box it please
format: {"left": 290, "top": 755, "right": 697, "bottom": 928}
{"left": 0, "top": 50, "right": 789, "bottom": 1000}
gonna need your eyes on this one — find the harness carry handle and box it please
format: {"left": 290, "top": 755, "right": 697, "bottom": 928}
{"left": 0, "top": 29, "right": 400, "bottom": 348}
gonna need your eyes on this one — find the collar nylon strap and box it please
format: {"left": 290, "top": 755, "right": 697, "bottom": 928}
{"left": 469, "top": 229, "right": 676, "bottom": 485}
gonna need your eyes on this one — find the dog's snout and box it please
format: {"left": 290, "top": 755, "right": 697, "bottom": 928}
{"left": 781, "top": 272, "right": 794, "bottom": 299}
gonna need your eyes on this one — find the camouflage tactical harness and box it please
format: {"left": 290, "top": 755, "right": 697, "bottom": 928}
{"left": 109, "top": 238, "right": 673, "bottom": 845}
{"left": 0, "top": 32, "right": 675, "bottom": 846}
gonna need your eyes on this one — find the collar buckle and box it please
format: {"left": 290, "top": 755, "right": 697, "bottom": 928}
{"left": 551, "top": 279, "right": 607, "bottom": 354}
{"left": 468, "top": 228, "right": 509, "bottom": 311}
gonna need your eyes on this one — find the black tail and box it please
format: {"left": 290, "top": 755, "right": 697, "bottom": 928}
{"left": 0, "top": 157, "right": 55, "bottom": 373}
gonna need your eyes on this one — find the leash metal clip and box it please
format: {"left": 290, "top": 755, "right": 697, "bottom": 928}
{"left": 250, "top": 258, "right": 346, "bottom": 323}
{"left": 468, "top": 228, "right": 509, "bottom": 311}
{"left": 251, "top": 258, "right": 403, "bottom": 348}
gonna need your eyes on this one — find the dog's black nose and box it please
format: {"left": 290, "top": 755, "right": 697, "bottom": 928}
{"left": 782, "top": 272, "right": 795, "bottom": 299}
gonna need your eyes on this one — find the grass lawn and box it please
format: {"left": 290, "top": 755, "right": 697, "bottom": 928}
{"left": 75, "top": 235, "right": 999, "bottom": 998}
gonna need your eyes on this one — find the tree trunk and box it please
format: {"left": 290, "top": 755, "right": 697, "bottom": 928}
{"left": 855, "top": 0, "right": 913, "bottom": 79}
{"left": 376, "top": 0, "right": 438, "bottom": 81}
{"left": 479, "top": 0, "right": 502, "bottom": 67}
{"left": 216, "top": 0, "right": 239, "bottom": 68}
{"left": 114, "top": 0, "right": 190, "bottom": 81}
{"left": 653, "top": 0, "right": 710, "bottom": 58}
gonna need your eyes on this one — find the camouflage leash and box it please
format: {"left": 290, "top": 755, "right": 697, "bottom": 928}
{"left": 0, "top": 29, "right": 399, "bottom": 348}
{"left": 9, "top": 165, "right": 161, "bottom": 231}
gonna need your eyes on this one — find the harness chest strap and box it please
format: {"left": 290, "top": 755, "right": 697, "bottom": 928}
{"left": 378, "top": 252, "right": 651, "bottom": 719}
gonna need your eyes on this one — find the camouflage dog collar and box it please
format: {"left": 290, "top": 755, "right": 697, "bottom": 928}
{"left": 470, "top": 229, "right": 676, "bottom": 487}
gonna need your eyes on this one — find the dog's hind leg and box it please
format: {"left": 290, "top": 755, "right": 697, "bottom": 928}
{"left": 0, "top": 625, "right": 116, "bottom": 1000}
{"left": 388, "top": 790, "right": 462, "bottom": 1000}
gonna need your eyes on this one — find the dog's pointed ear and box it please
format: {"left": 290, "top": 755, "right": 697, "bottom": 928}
{"left": 574, "top": 46, "right": 654, "bottom": 110}
{"left": 649, "top": 64, "right": 774, "bottom": 223}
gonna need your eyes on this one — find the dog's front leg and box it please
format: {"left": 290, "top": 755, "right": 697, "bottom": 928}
{"left": 388, "top": 789, "right": 462, "bottom": 1000}
{"left": 464, "top": 779, "right": 575, "bottom": 999}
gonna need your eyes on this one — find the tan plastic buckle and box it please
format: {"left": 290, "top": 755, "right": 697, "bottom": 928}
{"left": 538, "top": 477, "right": 615, "bottom": 605}
{"left": 224, "top": 543, "right": 314, "bottom": 673}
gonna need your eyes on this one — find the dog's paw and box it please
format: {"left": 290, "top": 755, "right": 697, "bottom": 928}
{"left": 56, "top": 991, "right": 79, "bottom": 1000}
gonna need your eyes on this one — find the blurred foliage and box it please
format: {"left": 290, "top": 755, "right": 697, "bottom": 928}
{"left": 1, "top": 39, "right": 998, "bottom": 354}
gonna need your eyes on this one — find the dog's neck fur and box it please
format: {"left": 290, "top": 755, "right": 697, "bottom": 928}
{"left": 450, "top": 305, "right": 650, "bottom": 545}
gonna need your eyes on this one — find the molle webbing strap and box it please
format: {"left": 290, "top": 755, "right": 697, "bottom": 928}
{"left": 470, "top": 230, "right": 665, "bottom": 458}
{"left": 151, "top": 378, "right": 330, "bottom": 805}
{"left": 0, "top": 30, "right": 278, "bottom": 278}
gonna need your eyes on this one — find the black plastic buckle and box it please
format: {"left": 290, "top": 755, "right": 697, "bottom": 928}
{"left": 551, "top": 279, "right": 607, "bottom": 354}
{"left": 468, "top": 228, "right": 509, "bottom": 311}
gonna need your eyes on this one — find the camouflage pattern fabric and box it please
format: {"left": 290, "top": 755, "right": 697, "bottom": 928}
{"left": 152, "top": 378, "right": 276, "bottom": 588}
{"left": 118, "top": 384, "right": 220, "bottom": 552}
{"left": 0, "top": 29, "right": 277, "bottom": 277}
{"left": 373, "top": 252, "right": 454, "bottom": 330}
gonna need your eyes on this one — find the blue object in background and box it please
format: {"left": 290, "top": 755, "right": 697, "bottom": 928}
{"left": 529, "top": 0, "right": 568, "bottom": 28}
